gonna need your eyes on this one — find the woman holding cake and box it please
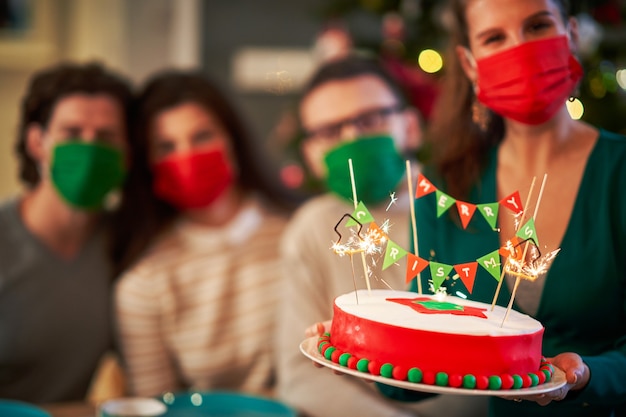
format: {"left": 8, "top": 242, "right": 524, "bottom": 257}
{"left": 379, "top": 0, "right": 626, "bottom": 416}
{"left": 112, "top": 71, "right": 291, "bottom": 396}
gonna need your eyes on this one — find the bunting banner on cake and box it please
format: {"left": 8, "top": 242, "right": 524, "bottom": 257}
{"left": 516, "top": 218, "right": 539, "bottom": 247}
{"left": 476, "top": 249, "right": 502, "bottom": 282}
{"left": 338, "top": 173, "right": 527, "bottom": 293}
{"left": 341, "top": 208, "right": 508, "bottom": 293}
{"left": 477, "top": 202, "right": 499, "bottom": 229}
{"left": 413, "top": 174, "right": 524, "bottom": 229}
{"left": 377, "top": 235, "right": 503, "bottom": 292}
{"left": 454, "top": 262, "right": 479, "bottom": 294}
{"left": 405, "top": 253, "right": 429, "bottom": 283}
{"left": 346, "top": 201, "right": 374, "bottom": 226}
{"left": 499, "top": 191, "right": 524, "bottom": 215}
{"left": 367, "top": 222, "right": 388, "bottom": 245}
{"left": 382, "top": 239, "right": 407, "bottom": 269}
{"left": 429, "top": 262, "right": 454, "bottom": 292}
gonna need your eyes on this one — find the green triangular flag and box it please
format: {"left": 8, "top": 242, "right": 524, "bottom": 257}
{"left": 477, "top": 249, "right": 502, "bottom": 281}
{"left": 435, "top": 190, "right": 456, "bottom": 218}
{"left": 516, "top": 218, "right": 539, "bottom": 247}
{"left": 477, "top": 203, "right": 499, "bottom": 229}
{"left": 346, "top": 201, "right": 374, "bottom": 226}
{"left": 383, "top": 240, "right": 408, "bottom": 270}
{"left": 429, "top": 262, "right": 453, "bottom": 291}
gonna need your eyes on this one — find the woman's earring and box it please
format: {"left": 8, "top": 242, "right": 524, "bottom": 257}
{"left": 568, "top": 85, "right": 581, "bottom": 102}
{"left": 472, "top": 98, "right": 490, "bottom": 131}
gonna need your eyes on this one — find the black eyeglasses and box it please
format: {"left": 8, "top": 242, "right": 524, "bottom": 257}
{"left": 303, "top": 105, "right": 403, "bottom": 143}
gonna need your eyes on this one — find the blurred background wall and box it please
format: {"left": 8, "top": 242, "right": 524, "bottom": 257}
{"left": 1, "top": 0, "right": 625, "bottom": 201}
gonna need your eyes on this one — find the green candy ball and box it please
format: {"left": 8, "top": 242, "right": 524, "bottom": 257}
{"left": 407, "top": 368, "right": 423, "bottom": 383}
{"left": 339, "top": 353, "right": 351, "bottom": 367}
{"left": 380, "top": 363, "right": 394, "bottom": 378}
{"left": 435, "top": 372, "right": 449, "bottom": 386}
{"left": 512, "top": 375, "right": 523, "bottom": 389}
{"left": 528, "top": 373, "right": 539, "bottom": 386}
{"left": 324, "top": 347, "right": 336, "bottom": 360}
{"left": 488, "top": 375, "right": 502, "bottom": 390}
{"left": 357, "top": 358, "right": 370, "bottom": 373}
{"left": 462, "top": 374, "right": 477, "bottom": 389}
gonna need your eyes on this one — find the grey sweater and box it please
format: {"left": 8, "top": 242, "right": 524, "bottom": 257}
{"left": 0, "top": 198, "right": 113, "bottom": 403}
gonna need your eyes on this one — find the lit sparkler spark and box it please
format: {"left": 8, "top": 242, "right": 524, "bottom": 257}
{"left": 502, "top": 238, "right": 517, "bottom": 258}
{"left": 331, "top": 213, "right": 396, "bottom": 289}
{"left": 504, "top": 240, "right": 561, "bottom": 281}
{"left": 331, "top": 225, "right": 384, "bottom": 257}
{"left": 386, "top": 192, "right": 398, "bottom": 211}
{"left": 512, "top": 209, "right": 525, "bottom": 231}
{"left": 380, "top": 218, "right": 392, "bottom": 235}
{"left": 428, "top": 280, "right": 448, "bottom": 301}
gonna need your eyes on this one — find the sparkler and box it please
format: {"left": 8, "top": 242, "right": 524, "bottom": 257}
{"left": 386, "top": 192, "right": 398, "bottom": 211}
{"left": 491, "top": 176, "right": 537, "bottom": 310}
{"left": 348, "top": 159, "right": 373, "bottom": 294}
{"left": 501, "top": 174, "right": 557, "bottom": 326}
{"left": 331, "top": 213, "right": 394, "bottom": 303}
{"left": 406, "top": 161, "right": 422, "bottom": 294}
{"left": 503, "top": 239, "right": 560, "bottom": 282}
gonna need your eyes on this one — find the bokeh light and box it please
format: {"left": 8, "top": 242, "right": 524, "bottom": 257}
{"left": 191, "top": 393, "right": 203, "bottom": 406}
{"left": 617, "top": 69, "right": 626, "bottom": 90}
{"left": 418, "top": 49, "right": 443, "bottom": 73}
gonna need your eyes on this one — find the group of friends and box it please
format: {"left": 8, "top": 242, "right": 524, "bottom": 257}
{"left": 0, "top": 1, "right": 624, "bottom": 417}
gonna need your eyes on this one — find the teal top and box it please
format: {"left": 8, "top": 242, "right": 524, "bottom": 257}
{"left": 380, "top": 130, "right": 626, "bottom": 416}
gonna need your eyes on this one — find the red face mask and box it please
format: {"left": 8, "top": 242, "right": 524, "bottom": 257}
{"left": 475, "top": 36, "right": 583, "bottom": 125}
{"left": 152, "top": 147, "right": 234, "bottom": 210}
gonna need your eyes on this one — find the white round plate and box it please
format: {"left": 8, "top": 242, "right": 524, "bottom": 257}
{"left": 300, "top": 337, "right": 566, "bottom": 397}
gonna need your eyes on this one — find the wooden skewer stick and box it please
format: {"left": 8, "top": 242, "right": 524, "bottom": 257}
{"left": 501, "top": 173, "right": 548, "bottom": 327}
{"left": 490, "top": 176, "right": 537, "bottom": 310}
{"left": 406, "top": 161, "right": 422, "bottom": 294}
{"left": 349, "top": 159, "right": 372, "bottom": 295}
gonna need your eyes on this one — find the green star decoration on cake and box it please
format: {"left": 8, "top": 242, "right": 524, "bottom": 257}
{"left": 415, "top": 300, "right": 464, "bottom": 312}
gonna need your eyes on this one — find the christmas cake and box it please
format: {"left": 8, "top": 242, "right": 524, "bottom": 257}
{"left": 318, "top": 289, "right": 554, "bottom": 390}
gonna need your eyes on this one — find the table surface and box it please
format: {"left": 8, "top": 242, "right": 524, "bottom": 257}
{"left": 42, "top": 402, "right": 96, "bottom": 417}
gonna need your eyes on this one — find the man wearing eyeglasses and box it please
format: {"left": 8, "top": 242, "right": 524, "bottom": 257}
{"left": 275, "top": 55, "right": 486, "bottom": 417}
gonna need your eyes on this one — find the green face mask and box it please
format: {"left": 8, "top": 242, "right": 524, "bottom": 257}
{"left": 323, "top": 135, "right": 405, "bottom": 205}
{"left": 50, "top": 141, "right": 126, "bottom": 210}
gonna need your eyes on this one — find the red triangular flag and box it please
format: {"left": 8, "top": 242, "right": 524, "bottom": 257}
{"left": 405, "top": 253, "right": 429, "bottom": 284}
{"left": 415, "top": 174, "right": 436, "bottom": 198}
{"left": 455, "top": 201, "right": 477, "bottom": 229}
{"left": 499, "top": 191, "right": 524, "bottom": 215}
{"left": 454, "top": 262, "right": 478, "bottom": 294}
{"left": 499, "top": 236, "right": 521, "bottom": 259}
{"left": 367, "top": 222, "right": 387, "bottom": 245}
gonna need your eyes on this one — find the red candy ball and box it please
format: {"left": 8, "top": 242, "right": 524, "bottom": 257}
{"left": 422, "top": 371, "right": 436, "bottom": 385}
{"left": 449, "top": 374, "right": 463, "bottom": 388}
{"left": 500, "top": 374, "right": 514, "bottom": 390}
{"left": 521, "top": 374, "right": 532, "bottom": 388}
{"left": 368, "top": 361, "right": 382, "bottom": 376}
{"left": 476, "top": 375, "right": 489, "bottom": 390}
{"left": 392, "top": 366, "right": 408, "bottom": 381}
{"left": 536, "top": 371, "right": 546, "bottom": 385}
{"left": 347, "top": 357, "right": 358, "bottom": 370}
{"left": 320, "top": 343, "right": 332, "bottom": 356}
